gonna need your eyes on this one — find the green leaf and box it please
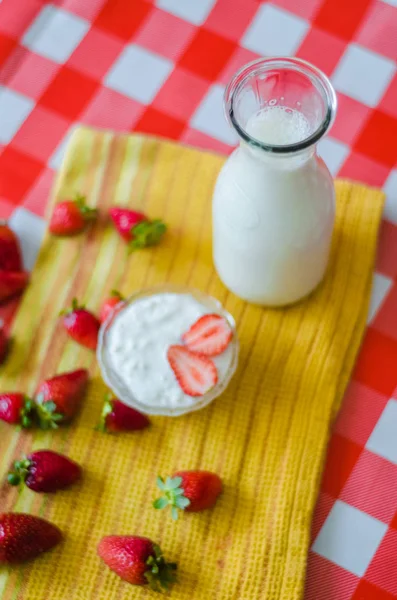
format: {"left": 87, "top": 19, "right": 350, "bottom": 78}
{"left": 168, "top": 476, "right": 183, "bottom": 490}
{"left": 153, "top": 497, "right": 168, "bottom": 510}
{"left": 156, "top": 476, "right": 165, "bottom": 491}
{"left": 176, "top": 497, "right": 190, "bottom": 509}
{"left": 171, "top": 507, "right": 179, "bottom": 521}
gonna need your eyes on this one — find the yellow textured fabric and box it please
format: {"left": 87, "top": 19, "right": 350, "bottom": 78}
{"left": 0, "top": 127, "right": 384, "bottom": 600}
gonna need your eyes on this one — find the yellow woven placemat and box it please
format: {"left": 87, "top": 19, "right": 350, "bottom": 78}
{"left": 0, "top": 127, "right": 384, "bottom": 599}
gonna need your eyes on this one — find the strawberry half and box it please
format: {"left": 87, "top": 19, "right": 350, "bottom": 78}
{"left": 167, "top": 345, "right": 218, "bottom": 397}
{"left": 0, "top": 513, "right": 62, "bottom": 564}
{"left": 0, "top": 270, "right": 29, "bottom": 304}
{"left": 49, "top": 195, "right": 97, "bottom": 236}
{"left": 0, "top": 328, "right": 8, "bottom": 364}
{"left": 8, "top": 450, "right": 82, "bottom": 493}
{"left": 100, "top": 290, "right": 125, "bottom": 324}
{"left": 98, "top": 395, "right": 150, "bottom": 433}
{"left": 35, "top": 368, "right": 89, "bottom": 428}
{"left": 109, "top": 207, "right": 166, "bottom": 252}
{"left": 0, "top": 393, "right": 36, "bottom": 427}
{"left": 154, "top": 471, "right": 222, "bottom": 520}
{"left": 61, "top": 298, "right": 100, "bottom": 350}
{"left": 182, "top": 314, "right": 233, "bottom": 357}
{"left": 0, "top": 222, "right": 22, "bottom": 271}
{"left": 98, "top": 535, "right": 177, "bottom": 592}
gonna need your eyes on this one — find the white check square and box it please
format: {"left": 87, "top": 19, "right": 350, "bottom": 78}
{"left": 383, "top": 169, "right": 397, "bottom": 225}
{"left": 9, "top": 208, "right": 46, "bottom": 271}
{"left": 312, "top": 501, "right": 388, "bottom": 576}
{"left": 367, "top": 273, "right": 393, "bottom": 323}
{"left": 366, "top": 400, "right": 397, "bottom": 464}
{"left": 241, "top": 4, "right": 309, "bottom": 56}
{"left": 332, "top": 44, "right": 396, "bottom": 107}
{"left": 190, "top": 84, "right": 237, "bottom": 146}
{"left": 22, "top": 5, "right": 90, "bottom": 64}
{"left": 155, "top": 0, "right": 216, "bottom": 25}
{"left": 0, "top": 87, "right": 34, "bottom": 144}
{"left": 318, "top": 137, "right": 349, "bottom": 176}
{"left": 104, "top": 45, "right": 173, "bottom": 105}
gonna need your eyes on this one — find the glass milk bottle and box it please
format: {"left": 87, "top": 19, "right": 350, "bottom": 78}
{"left": 213, "top": 58, "right": 337, "bottom": 306}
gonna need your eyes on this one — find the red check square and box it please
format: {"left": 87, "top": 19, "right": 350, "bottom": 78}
{"left": 311, "top": 491, "right": 335, "bottom": 541}
{"left": 0, "top": 33, "right": 16, "bottom": 65}
{"left": 82, "top": 87, "right": 144, "bottom": 131}
{"left": 135, "top": 107, "right": 185, "bottom": 140}
{"left": 334, "top": 381, "right": 389, "bottom": 447}
{"left": 296, "top": 27, "right": 345, "bottom": 77}
{"left": 378, "top": 73, "right": 397, "bottom": 120}
{"left": 181, "top": 127, "right": 234, "bottom": 155}
{"left": 340, "top": 450, "right": 397, "bottom": 523}
{"left": 320, "top": 434, "right": 363, "bottom": 498}
{"left": 134, "top": 8, "right": 195, "bottom": 62}
{"left": 6, "top": 50, "right": 59, "bottom": 100}
{"left": 59, "top": 0, "right": 106, "bottom": 21}
{"left": 364, "top": 528, "right": 397, "bottom": 596}
{"left": 67, "top": 27, "right": 124, "bottom": 81}
{"left": 354, "top": 110, "right": 397, "bottom": 169}
{"left": 23, "top": 167, "right": 54, "bottom": 218}
{"left": 338, "top": 152, "right": 390, "bottom": 188}
{"left": 179, "top": 29, "right": 236, "bottom": 81}
{"left": 375, "top": 221, "right": 397, "bottom": 280}
{"left": 152, "top": 67, "right": 208, "bottom": 122}
{"left": 0, "top": 147, "right": 43, "bottom": 204}
{"left": 271, "top": 0, "right": 324, "bottom": 20}
{"left": 372, "top": 282, "right": 397, "bottom": 342}
{"left": 331, "top": 94, "right": 371, "bottom": 146}
{"left": 204, "top": 0, "right": 259, "bottom": 42}
{"left": 11, "top": 105, "right": 70, "bottom": 163}
{"left": 352, "top": 580, "right": 397, "bottom": 600}
{"left": 314, "top": 0, "right": 373, "bottom": 40}
{"left": 39, "top": 66, "right": 99, "bottom": 120}
{"left": 353, "top": 329, "right": 397, "bottom": 396}
{"left": 355, "top": 1, "right": 397, "bottom": 62}
{"left": 305, "top": 553, "right": 360, "bottom": 600}
{"left": 218, "top": 46, "right": 260, "bottom": 86}
{"left": 94, "top": 0, "right": 152, "bottom": 41}
{"left": 0, "top": 0, "right": 41, "bottom": 37}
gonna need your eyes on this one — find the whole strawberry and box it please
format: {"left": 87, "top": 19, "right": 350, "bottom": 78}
{"left": 110, "top": 207, "right": 166, "bottom": 252}
{"left": 8, "top": 450, "right": 81, "bottom": 493}
{"left": 98, "top": 395, "right": 150, "bottom": 433}
{"left": 100, "top": 290, "right": 125, "bottom": 324}
{"left": 0, "top": 222, "right": 22, "bottom": 271}
{"left": 0, "top": 270, "right": 29, "bottom": 304}
{"left": 98, "top": 535, "right": 177, "bottom": 592}
{"left": 154, "top": 471, "right": 222, "bottom": 520}
{"left": 0, "top": 328, "right": 8, "bottom": 364}
{"left": 49, "top": 194, "right": 97, "bottom": 236}
{"left": 61, "top": 298, "right": 100, "bottom": 350}
{"left": 35, "top": 368, "right": 89, "bottom": 428}
{"left": 0, "top": 513, "right": 62, "bottom": 563}
{"left": 0, "top": 393, "right": 36, "bottom": 427}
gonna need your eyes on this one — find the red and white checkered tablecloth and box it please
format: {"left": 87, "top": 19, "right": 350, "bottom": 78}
{"left": 0, "top": 0, "right": 396, "bottom": 597}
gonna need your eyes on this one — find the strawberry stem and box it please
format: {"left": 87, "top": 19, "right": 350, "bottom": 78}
{"left": 7, "top": 457, "right": 31, "bottom": 488}
{"left": 74, "top": 194, "right": 97, "bottom": 222}
{"left": 128, "top": 220, "right": 166, "bottom": 252}
{"left": 59, "top": 297, "right": 84, "bottom": 316}
{"left": 96, "top": 394, "right": 113, "bottom": 433}
{"left": 35, "top": 395, "right": 64, "bottom": 430}
{"left": 153, "top": 475, "right": 190, "bottom": 520}
{"left": 20, "top": 397, "right": 36, "bottom": 428}
{"left": 144, "top": 544, "right": 177, "bottom": 593}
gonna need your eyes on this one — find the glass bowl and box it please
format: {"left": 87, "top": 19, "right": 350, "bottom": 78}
{"left": 97, "top": 285, "right": 239, "bottom": 417}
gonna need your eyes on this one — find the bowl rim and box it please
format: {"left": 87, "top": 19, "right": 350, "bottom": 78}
{"left": 96, "top": 284, "right": 239, "bottom": 417}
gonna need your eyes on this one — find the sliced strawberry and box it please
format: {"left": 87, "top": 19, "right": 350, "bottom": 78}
{"left": 182, "top": 314, "right": 233, "bottom": 357}
{"left": 167, "top": 345, "right": 218, "bottom": 397}
{"left": 0, "top": 270, "right": 29, "bottom": 304}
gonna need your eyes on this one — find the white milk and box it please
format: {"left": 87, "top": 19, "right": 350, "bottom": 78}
{"left": 213, "top": 106, "right": 335, "bottom": 306}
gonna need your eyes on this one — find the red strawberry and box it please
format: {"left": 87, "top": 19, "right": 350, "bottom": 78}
{"left": 0, "top": 513, "right": 62, "bottom": 564}
{"left": 0, "top": 393, "right": 36, "bottom": 427}
{"left": 8, "top": 450, "right": 81, "bottom": 493}
{"left": 100, "top": 290, "right": 125, "bottom": 324}
{"left": 167, "top": 345, "right": 218, "bottom": 397}
{"left": 35, "top": 368, "right": 89, "bottom": 428}
{"left": 0, "top": 270, "right": 29, "bottom": 304}
{"left": 110, "top": 207, "right": 166, "bottom": 251}
{"left": 0, "top": 222, "right": 22, "bottom": 271}
{"left": 0, "top": 328, "right": 8, "bottom": 364}
{"left": 49, "top": 194, "right": 97, "bottom": 236}
{"left": 61, "top": 299, "right": 100, "bottom": 350}
{"left": 154, "top": 471, "right": 222, "bottom": 519}
{"left": 98, "top": 535, "right": 177, "bottom": 592}
{"left": 98, "top": 395, "right": 150, "bottom": 433}
{"left": 182, "top": 314, "right": 233, "bottom": 357}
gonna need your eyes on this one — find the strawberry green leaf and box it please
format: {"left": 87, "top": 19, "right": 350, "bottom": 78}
{"left": 156, "top": 476, "right": 166, "bottom": 491}
{"left": 153, "top": 497, "right": 169, "bottom": 510}
{"left": 171, "top": 507, "right": 179, "bottom": 521}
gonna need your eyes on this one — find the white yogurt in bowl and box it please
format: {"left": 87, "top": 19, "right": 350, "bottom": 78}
{"left": 97, "top": 287, "right": 238, "bottom": 416}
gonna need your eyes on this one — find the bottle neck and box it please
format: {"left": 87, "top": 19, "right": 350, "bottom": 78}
{"left": 239, "top": 139, "right": 317, "bottom": 169}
